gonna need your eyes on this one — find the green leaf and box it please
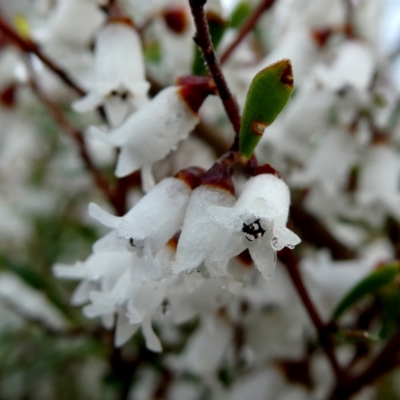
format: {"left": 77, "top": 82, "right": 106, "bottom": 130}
{"left": 192, "top": 12, "right": 226, "bottom": 76}
{"left": 332, "top": 262, "right": 399, "bottom": 321}
{"left": 229, "top": 2, "right": 251, "bottom": 28}
{"left": 239, "top": 59, "right": 294, "bottom": 159}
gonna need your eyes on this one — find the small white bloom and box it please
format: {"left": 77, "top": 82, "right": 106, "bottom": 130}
{"left": 88, "top": 171, "right": 202, "bottom": 278}
{"left": 89, "top": 86, "right": 200, "bottom": 190}
{"left": 73, "top": 21, "right": 150, "bottom": 127}
{"left": 173, "top": 184, "right": 235, "bottom": 282}
{"left": 209, "top": 174, "right": 301, "bottom": 281}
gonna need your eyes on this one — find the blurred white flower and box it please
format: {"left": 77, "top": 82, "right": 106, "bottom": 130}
{"left": 88, "top": 80, "right": 214, "bottom": 190}
{"left": 88, "top": 168, "right": 203, "bottom": 279}
{"left": 73, "top": 20, "right": 150, "bottom": 127}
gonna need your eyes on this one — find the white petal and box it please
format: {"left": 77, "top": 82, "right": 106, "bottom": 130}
{"left": 72, "top": 92, "right": 103, "bottom": 113}
{"left": 250, "top": 240, "right": 277, "bottom": 281}
{"left": 88, "top": 202, "right": 120, "bottom": 229}
{"left": 142, "top": 317, "right": 162, "bottom": 352}
{"left": 115, "top": 146, "right": 142, "bottom": 177}
{"left": 272, "top": 225, "right": 301, "bottom": 250}
{"left": 173, "top": 186, "right": 235, "bottom": 273}
{"left": 71, "top": 281, "right": 94, "bottom": 305}
{"left": 140, "top": 165, "right": 155, "bottom": 193}
{"left": 115, "top": 310, "right": 139, "bottom": 347}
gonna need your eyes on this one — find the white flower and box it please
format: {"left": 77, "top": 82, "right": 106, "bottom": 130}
{"left": 36, "top": 0, "right": 105, "bottom": 48}
{"left": 88, "top": 169, "right": 203, "bottom": 278}
{"left": 73, "top": 21, "right": 150, "bottom": 127}
{"left": 172, "top": 162, "right": 236, "bottom": 286}
{"left": 208, "top": 174, "right": 301, "bottom": 281}
{"left": 88, "top": 86, "right": 201, "bottom": 190}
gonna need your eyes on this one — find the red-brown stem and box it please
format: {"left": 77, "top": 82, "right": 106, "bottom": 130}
{"left": 279, "top": 248, "right": 344, "bottom": 382}
{"left": 27, "top": 70, "right": 121, "bottom": 214}
{"left": 327, "top": 329, "right": 400, "bottom": 400}
{"left": 188, "top": 0, "right": 241, "bottom": 135}
{"left": 220, "top": 0, "right": 276, "bottom": 65}
{"left": 0, "top": 15, "right": 86, "bottom": 96}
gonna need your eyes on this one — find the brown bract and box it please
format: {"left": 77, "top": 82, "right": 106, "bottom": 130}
{"left": 107, "top": 2, "right": 135, "bottom": 27}
{"left": 205, "top": 10, "right": 226, "bottom": 28}
{"left": 201, "top": 155, "right": 235, "bottom": 195}
{"left": 253, "top": 163, "right": 281, "bottom": 178}
{"left": 174, "top": 166, "right": 205, "bottom": 189}
{"left": 176, "top": 75, "right": 217, "bottom": 114}
{"left": 0, "top": 85, "right": 16, "bottom": 108}
{"left": 162, "top": 5, "right": 189, "bottom": 34}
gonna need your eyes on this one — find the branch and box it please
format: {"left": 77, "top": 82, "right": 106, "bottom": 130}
{"left": 27, "top": 69, "right": 122, "bottom": 215}
{"left": 328, "top": 329, "right": 400, "bottom": 399}
{"left": 0, "top": 15, "right": 86, "bottom": 96}
{"left": 220, "top": 0, "right": 276, "bottom": 65}
{"left": 279, "top": 248, "right": 344, "bottom": 381}
{"left": 290, "top": 203, "right": 356, "bottom": 260}
{"left": 189, "top": 0, "right": 241, "bottom": 135}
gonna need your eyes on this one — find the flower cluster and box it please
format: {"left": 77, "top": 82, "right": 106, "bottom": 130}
{"left": 2, "top": 0, "right": 400, "bottom": 398}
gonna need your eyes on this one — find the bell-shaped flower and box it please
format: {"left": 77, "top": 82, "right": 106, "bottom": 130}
{"left": 88, "top": 77, "right": 215, "bottom": 190}
{"left": 73, "top": 19, "right": 150, "bottom": 127}
{"left": 208, "top": 172, "right": 301, "bottom": 281}
{"left": 88, "top": 167, "right": 204, "bottom": 279}
{"left": 172, "top": 158, "right": 236, "bottom": 287}
{"left": 53, "top": 250, "right": 132, "bottom": 307}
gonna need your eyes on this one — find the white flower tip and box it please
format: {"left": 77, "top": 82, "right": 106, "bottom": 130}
{"left": 88, "top": 202, "right": 120, "bottom": 228}
{"left": 171, "top": 260, "right": 188, "bottom": 275}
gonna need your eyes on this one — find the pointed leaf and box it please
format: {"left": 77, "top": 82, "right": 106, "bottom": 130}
{"left": 229, "top": 2, "right": 251, "bottom": 28}
{"left": 239, "top": 59, "right": 294, "bottom": 159}
{"left": 332, "top": 262, "right": 399, "bottom": 321}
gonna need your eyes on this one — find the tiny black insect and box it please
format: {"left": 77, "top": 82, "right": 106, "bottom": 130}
{"left": 242, "top": 218, "right": 266, "bottom": 241}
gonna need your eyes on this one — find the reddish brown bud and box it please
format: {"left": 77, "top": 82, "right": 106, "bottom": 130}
{"left": 107, "top": 2, "right": 135, "bottom": 27}
{"left": 177, "top": 76, "right": 216, "bottom": 114}
{"left": 174, "top": 166, "right": 205, "bottom": 189}
{"left": 162, "top": 5, "right": 189, "bottom": 34}
{"left": 310, "top": 28, "right": 332, "bottom": 47}
{"left": 201, "top": 154, "right": 235, "bottom": 195}
{"left": 0, "top": 84, "right": 16, "bottom": 108}
{"left": 253, "top": 163, "right": 281, "bottom": 178}
{"left": 371, "top": 131, "right": 389, "bottom": 145}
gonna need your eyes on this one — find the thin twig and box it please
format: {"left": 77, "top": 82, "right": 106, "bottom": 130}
{"left": 279, "top": 248, "right": 344, "bottom": 381}
{"left": 189, "top": 0, "right": 241, "bottom": 135}
{"left": 220, "top": 0, "right": 276, "bottom": 65}
{"left": 0, "top": 15, "right": 86, "bottom": 96}
{"left": 328, "top": 329, "right": 400, "bottom": 399}
{"left": 27, "top": 68, "right": 120, "bottom": 214}
{"left": 290, "top": 204, "right": 356, "bottom": 260}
